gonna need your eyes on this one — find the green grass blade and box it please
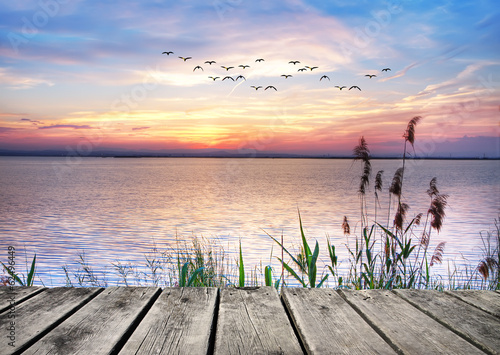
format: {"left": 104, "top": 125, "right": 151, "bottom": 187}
{"left": 179, "top": 262, "right": 189, "bottom": 287}
{"left": 238, "top": 241, "right": 245, "bottom": 287}
{"left": 308, "top": 241, "right": 320, "bottom": 287}
{"left": 27, "top": 254, "right": 36, "bottom": 286}
{"left": 265, "top": 231, "right": 303, "bottom": 270}
{"left": 187, "top": 267, "right": 205, "bottom": 287}
{"left": 327, "top": 238, "right": 338, "bottom": 267}
{"left": 298, "top": 211, "right": 312, "bottom": 264}
{"left": 278, "top": 257, "right": 306, "bottom": 287}
{"left": 317, "top": 274, "right": 329, "bottom": 288}
{"left": 274, "top": 277, "right": 281, "bottom": 290}
{"left": 264, "top": 265, "right": 273, "bottom": 287}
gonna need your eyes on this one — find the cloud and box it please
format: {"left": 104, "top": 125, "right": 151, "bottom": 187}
{"left": 38, "top": 125, "right": 93, "bottom": 130}
{"left": 21, "top": 118, "right": 44, "bottom": 125}
{"left": 132, "top": 126, "right": 150, "bottom": 131}
{"left": 0, "top": 127, "right": 17, "bottom": 134}
{"left": 415, "top": 61, "right": 499, "bottom": 96}
{"left": 0, "top": 68, "right": 54, "bottom": 90}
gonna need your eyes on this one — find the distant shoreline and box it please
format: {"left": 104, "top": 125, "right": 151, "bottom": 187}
{"left": 0, "top": 154, "right": 498, "bottom": 160}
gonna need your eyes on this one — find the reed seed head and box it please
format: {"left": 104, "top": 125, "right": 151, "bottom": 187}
{"left": 430, "top": 241, "right": 446, "bottom": 266}
{"left": 389, "top": 167, "right": 404, "bottom": 197}
{"left": 420, "top": 230, "right": 430, "bottom": 248}
{"left": 477, "top": 257, "right": 499, "bottom": 280}
{"left": 403, "top": 116, "right": 422, "bottom": 147}
{"left": 375, "top": 170, "right": 384, "bottom": 192}
{"left": 427, "top": 177, "right": 439, "bottom": 198}
{"left": 353, "top": 136, "right": 371, "bottom": 196}
{"left": 342, "top": 216, "right": 350, "bottom": 236}
{"left": 429, "top": 193, "right": 449, "bottom": 232}
{"left": 394, "top": 202, "right": 410, "bottom": 230}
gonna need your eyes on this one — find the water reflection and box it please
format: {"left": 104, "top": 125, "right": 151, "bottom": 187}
{"left": 0, "top": 157, "right": 498, "bottom": 286}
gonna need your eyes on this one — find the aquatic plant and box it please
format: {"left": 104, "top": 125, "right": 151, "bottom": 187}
{"left": 1, "top": 252, "right": 37, "bottom": 286}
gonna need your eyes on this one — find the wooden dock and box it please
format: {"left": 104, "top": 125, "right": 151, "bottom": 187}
{"left": 1, "top": 287, "right": 499, "bottom": 354}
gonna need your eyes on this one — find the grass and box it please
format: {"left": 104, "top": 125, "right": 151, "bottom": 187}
{"left": 2, "top": 117, "right": 499, "bottom": 290}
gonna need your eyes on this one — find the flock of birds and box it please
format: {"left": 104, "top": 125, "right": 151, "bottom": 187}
{"left": 162, "top": 51, "right": 391, "bottom": 92}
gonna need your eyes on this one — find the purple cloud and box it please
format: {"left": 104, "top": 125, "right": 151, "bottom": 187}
{"left": 38, "top": 125, "right": 92, "bottom": 130}
{"left": 0, "top": 127, "right": 16, "bottom": 134}
{"left": 132, "top": 127, "right": 150, "bottom": 131}
{"left": 21, "top": 118, "right": 44, "bottom": 125}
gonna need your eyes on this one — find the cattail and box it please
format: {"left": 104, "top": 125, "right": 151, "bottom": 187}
{"left": 394, "top": 202, "right": 410, "bottom": 230}
{"left": 403, "top": 116, "right": 422, "bottom": 147}
{"left": 389, "top": 168, "right": 404, "bottom": 198}
{"left": 429, "top": 194, "right": 449, "bottom": 232}
{"left": 477, "top": 257, "right": 499, "bottom": 280}
{"left": 342, "top": 216, "right": 350, "bottom": 235}
{"left": 427, "top": 177, "right": 439, "bottom": 198}
{"left": 430, "top": 241, "right": 446, "bottom": 266}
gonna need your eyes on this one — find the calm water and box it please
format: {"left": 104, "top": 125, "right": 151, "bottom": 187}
{"left": 1, "top": 157, "right": 498, "bottom": 286}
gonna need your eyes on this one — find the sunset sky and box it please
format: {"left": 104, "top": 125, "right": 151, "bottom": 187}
{"left": 1, "top": 0, "right": 499, "bottom": 157}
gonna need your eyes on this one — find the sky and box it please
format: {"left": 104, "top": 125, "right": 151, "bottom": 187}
{"left": 0, "top": 0, "right": 499, "bottom": 157}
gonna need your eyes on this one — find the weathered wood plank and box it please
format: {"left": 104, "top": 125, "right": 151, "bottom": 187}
{"left": 445, "top": 290, "right": 500, "bottom": 318}
{"left": 119, "top": 287, "right": 218, "bottom": 355}
{"left": 0, "top": 287, "right": 45, "bottom": 313}
{"left": 0, "top": 287, "right": 102, "bottom": 355}
{"left": 215, "top": 287, "right": 303, "bottom": 355}
{"left": 22, "top": 286, "right": 160, "bottom": 355}
{"left": 340, "top": 289, "right": 484, "bottom": 355}
{"left": 394, "top": 289, "right": 500, "bottom": 354}
{"left": 282, "top": 288, "right": 396, "bottom": 354}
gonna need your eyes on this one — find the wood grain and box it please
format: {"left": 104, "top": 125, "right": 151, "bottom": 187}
{"left": 215, "top": 287, "right": 303, "bottom": 355}
{"left": 394, "top": 289, "right": 500, "bottom": 354}
{"left": 22, "top": 286, "right": 160, "bottom": 355}
{"left": 446, "top": 290, "right": 500, "bottom": 318}
{"left": 0, "top": 286, "right": 45, "bottom": 313}
{"left": 282, "top": 288, "right": 396, "bottom": 354}
{"left": 0, "top": 287, "right": 102, "bottom": 355}
{"left": 119, "top": 287, "right": 218, "bottom": 354}
{"left": 340, "top": 289, "right": 484, "bottom": 355}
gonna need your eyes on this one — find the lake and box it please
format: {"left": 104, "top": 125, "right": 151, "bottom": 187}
{"left": 0, "top": 156, "right": 498, "bottom": 286}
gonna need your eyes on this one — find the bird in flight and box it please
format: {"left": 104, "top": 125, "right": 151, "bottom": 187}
{"left": 298, "top": 68, "right": 307, "bottom": 72}
{"left": 320, "top": 75, "right": 330, "bottom": 81}
{"left": 205, "top": 60, "right": 216, "bottom": 65}
{"left": 238, "top": 65, "right": 250, "bottom": 69}
{"left": 265, "top": 86, "right": 277, "bottom": 91}
{"left": 281, "top": 74, "right": 292, "bottom": 78}
{"left": 251, "top": 86, "right": 263, "bottom": 90}
{"left": 236, "top": 75, "right": 246, "bottom": 81}
{"left": 222, "top": 76, "right": 234, "bottom": 81}
{"left": 335, "top": 86, "right": 347, "bottom": 90}
{"left": 179, "top": 56, "right": 192, "bottom": 61}
{"left": 162, "top": 51, "right": 173, "bottom": 55}
{"left": 305, "top": 66, "right": 318, "bottom": 71}
{"left": 221, "top": 66, "right": 234, "bottom": 71}
{"left": 365, "top": 74, "right": 377, "bottom": 78}
{"left": 255, "top": 58, "right": 265, "bottom": 62}
{"left": 289, "top": 60, "right": 300, "bottom": 65}
{"left": 381, "top": 68, "right": 391, "bottom": 72}
{"left": 349, "top": 86, "right": 361, "bottom": 91}
{"left": 208, "top": 76, "right": 220, "bottom": 81}
{"left": 193, "top": 66, "right": 203, "bottom": 72}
